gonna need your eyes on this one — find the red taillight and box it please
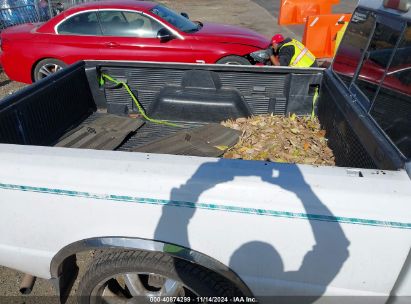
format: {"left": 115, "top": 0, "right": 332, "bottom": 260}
{"left": 383, "top": 0, "right": 411, "bottom": 12}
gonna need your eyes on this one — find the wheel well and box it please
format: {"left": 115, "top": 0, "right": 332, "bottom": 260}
{"left": 31, "top": 57, "right": 64, "bottom": 82}
{"left": 31, "top": 58, "right": 48, "bottom": 82}
{"left": 216, "top": 54, "right": 249, "bottom": 62}
{"left": 51, "top": 237, "right": 253, "bottom": 298}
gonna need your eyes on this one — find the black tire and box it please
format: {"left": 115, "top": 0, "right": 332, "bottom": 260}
{"left": 77, "top": 250, "right": 242, "bottom": 304}
{"left": 33, "top": 58, "right": 67, "bottom": 82}
{"left": 216, "top": 56, "right": 251, "bottom": 65}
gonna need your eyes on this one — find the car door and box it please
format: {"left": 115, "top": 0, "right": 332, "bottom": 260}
{"left": 50, "top": 10, "right": 105, "bottom": 64}
{"left": 98, "top": 10, "right": 195, "bottom": 63}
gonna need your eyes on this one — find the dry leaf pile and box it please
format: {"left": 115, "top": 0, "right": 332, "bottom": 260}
{"left": 221, "top": 114, "right": 335, "bottom": 166}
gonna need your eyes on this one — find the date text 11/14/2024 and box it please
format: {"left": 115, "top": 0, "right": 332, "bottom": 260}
{"left": 149, "top": 296, "right": 258, "bottom": 303}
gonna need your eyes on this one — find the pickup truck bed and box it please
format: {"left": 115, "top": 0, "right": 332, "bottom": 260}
{"left": 0, "top": 58, "right": 410, "bottom": 303}
{"left": 0, "top": 1, "right": 410, "bottom": 301}
{"left": 0, "top": 61, "right": 406, "bottom": 170}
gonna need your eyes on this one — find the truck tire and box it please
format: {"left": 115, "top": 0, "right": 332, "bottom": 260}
{"left": 77, "top": 250, "right": 241, "bottom": 304}
{"left": 216, "top": 56, "right": 251, "bottom": 65}
{"left": 33, "top": 58, "right": 67, "bottom": 82}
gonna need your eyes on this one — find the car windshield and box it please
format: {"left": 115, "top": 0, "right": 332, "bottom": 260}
{"left": 150, "top": 5, "right": 199, "bottom": 33}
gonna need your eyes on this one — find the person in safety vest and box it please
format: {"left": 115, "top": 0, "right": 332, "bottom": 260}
{"left": 269, "top": 34, "right": 318, "bottom": 67}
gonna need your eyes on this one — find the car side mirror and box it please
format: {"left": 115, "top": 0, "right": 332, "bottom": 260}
{"left": 157, "top": 28, "right": 175, "bottom": 42}
{"left": 181, "top": 12, "right": 189, "bottom": 19}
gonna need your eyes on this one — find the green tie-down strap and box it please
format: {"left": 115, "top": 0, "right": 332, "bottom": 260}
{"left": 311, "top": 86, "right": 319, "bottom": 119}
{"left": 99, "top": 73, "right": 181, "bottom": 127}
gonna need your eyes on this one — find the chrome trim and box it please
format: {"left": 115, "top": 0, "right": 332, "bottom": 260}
{"left": 387, "top": 67, "right": 411, "bottom": 75}
{"left": 54, "top": 9, "right": 96, "bottom": 34}
{"left": 54, "top": 9, "right": 184, "bottom": 40}
{"left": 50, "top": 237, "right": 253, "bottom": 297}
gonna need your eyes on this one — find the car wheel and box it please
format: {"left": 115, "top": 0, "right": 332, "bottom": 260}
{"left": 216, "top": 56, "right": 251, "bottom": 65}
{"left": 77, "top": 250, "right": 241, "bottom": 304}
{"left": 33, "top": 58, "right": 67, "bottom": 82}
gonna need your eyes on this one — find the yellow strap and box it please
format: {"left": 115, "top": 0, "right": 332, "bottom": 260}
{"left": 100, "top": 73, "right": 181, "bottom": 128}
{"left": 311, "top": 87, "right": 319, "bottom": 119}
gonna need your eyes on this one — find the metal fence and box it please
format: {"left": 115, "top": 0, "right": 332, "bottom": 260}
{"left": 0, "top": 0, "right": 51, "bottom": 30}
{"left": 48, "top": 0, "right": 102, "bottom": 17}
{"left": 0, "top": 0, "right": 101, "bottom": 31}
{"left": 0, "top": 5, "right": 36, "bottom": 29}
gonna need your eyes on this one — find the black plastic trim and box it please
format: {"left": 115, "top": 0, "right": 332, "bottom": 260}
{"left": 324, "top": 69, "right": 406, "bottom": 170}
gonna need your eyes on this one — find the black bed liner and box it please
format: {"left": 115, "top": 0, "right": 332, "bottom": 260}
{"left": 117, "top": 121, "right": 202, "bottom": 151}
{"left": 133, "top": 124, "right": 241, "bottom": 157}
{"left": 0, "top": 61, "right": 408, "bottom": 170}
{"left": 61, "top": 113, "right": 240, "bottom": 157}
{"left": 55, "top": 113, "right": 144, "bottom": 150}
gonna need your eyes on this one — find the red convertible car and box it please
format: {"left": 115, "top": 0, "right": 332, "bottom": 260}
{"left": 0, "top": 0, "right": 270, "bottom": 83}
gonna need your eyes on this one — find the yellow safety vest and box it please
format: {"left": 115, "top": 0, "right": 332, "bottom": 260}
{"left": 280, "top": 39, "right": 316, "bottom": 68}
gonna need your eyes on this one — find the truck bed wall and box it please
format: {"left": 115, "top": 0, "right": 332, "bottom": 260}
{"left": 91, "top": 61, "right": 381, "bottom": 169}
{"left": 319, "top": 69, "right": 406, "bottom": 170}
{"left": 0, "top": 61, "right": 405, "bottom": 170}
{"left": 318, "top": 72, "right": 377, "bottom": 169}
{"left": 92, "top": 62, "right": 324, "bottom": 119}
{"left": 0, "top": 63, "right": 96, "bottom": 146}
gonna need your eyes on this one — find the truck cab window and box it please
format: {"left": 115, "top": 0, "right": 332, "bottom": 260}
{"left": 333, "top": 9, "right": 376, "bottom": 88}
{"left": 354, "top": 20, "right": 403, "bottom": 103}
{"left": 370, "top": 23, "right": 411, "bottom": 159}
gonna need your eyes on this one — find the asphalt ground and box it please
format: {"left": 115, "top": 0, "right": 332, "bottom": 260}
{"left": 0, "top": 0, "right": 357, "bottom": 301}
